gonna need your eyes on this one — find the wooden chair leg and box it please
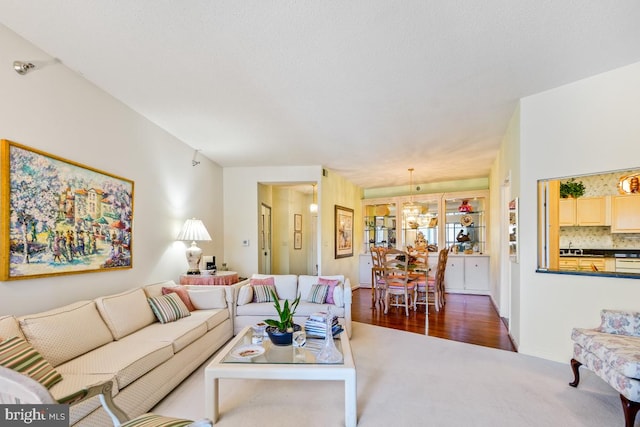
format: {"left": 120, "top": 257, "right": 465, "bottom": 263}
{"left": 569, "top": 358, "right": 581, "bottom": 387}
{"left": 620, "top": 394, "right": 640, "bottom": 427}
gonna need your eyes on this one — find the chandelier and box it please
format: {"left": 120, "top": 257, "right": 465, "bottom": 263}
{"left": 403, "top": 168, "right": 421, "bottom": 225}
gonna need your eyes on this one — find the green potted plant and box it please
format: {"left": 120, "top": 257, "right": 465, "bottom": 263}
{"left": 264, "top": 289, "right": 301, "bottom": 346}
{"left": 560, "top": 178, "right": 586, "bottom": 198}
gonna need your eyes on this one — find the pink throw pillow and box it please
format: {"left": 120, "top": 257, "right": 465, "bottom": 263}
{"left": 250, "top": 277, "right": 276, "bottom": 286}
{"left": 162, "top": 286, "right": 196, "bottom": 311}
{"left": 318, "top": 278, "right": 340, "bottom": 304}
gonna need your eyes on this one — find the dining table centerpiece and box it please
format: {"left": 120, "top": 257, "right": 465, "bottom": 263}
{"left": 264, "top": 289, "right": 301, "bottom": 346}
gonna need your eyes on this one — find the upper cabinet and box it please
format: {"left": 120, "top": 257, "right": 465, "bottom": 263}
{"left": 362, "top": 190, "right": 489, "bottom": 255}
{"left": 559, "top": 196, "right": 610, "bottom": 226}
{"left": 402, "top": 198, "right": 439, "bottom": 250}
{"left": 444, "top": 195, "right": 487, "bottom": 255}
{"left": 363, "top": 202, "right": 397, "bottom": 250}
{"left": 611, "top": 195, "right": 640, "bottom": 233}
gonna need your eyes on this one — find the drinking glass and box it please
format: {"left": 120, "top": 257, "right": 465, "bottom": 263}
{"left": 292, "top": 330, "right": 306, "bottom": 348}
{"left": 252, "top": 323, "right": 266, "bottom": 345}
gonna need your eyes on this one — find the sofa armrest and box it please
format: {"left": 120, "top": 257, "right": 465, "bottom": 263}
{"left": 598, "top": 309, "right": 640, "bottom": 336}
{"left": 343, "top": 278, "right": 352, "bottom": 304}
{"left": 343, "top": 278, "right": 352, "bottom": 338}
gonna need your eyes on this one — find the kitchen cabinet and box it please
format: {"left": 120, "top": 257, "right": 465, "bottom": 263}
{"left": 559, "top": 197, "right": 609, "bottom": 226}
{"left": 444, "top": 255, "right": 489, "bottom": 295}
{"left": 559, "top": 199, "right": 576, "bottom": 226}
{"left": 558, "top": 257, "right": 610, "bottom": 272}
{"left": 611, "top": 195, "right": 640, "bottom": 233}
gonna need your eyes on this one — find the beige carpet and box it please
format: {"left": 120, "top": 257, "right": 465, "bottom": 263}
{"left": 153, "top": 322, "right": 623, "bottom": 426}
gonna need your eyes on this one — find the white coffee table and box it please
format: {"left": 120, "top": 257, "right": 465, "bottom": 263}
{"left": 204, "top": 326, "right": 357, "bottom": 426}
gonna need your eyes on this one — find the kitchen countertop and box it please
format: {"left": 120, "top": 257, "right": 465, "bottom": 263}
{"left": 559, "top": 249, "right": 640, "bottom": 258}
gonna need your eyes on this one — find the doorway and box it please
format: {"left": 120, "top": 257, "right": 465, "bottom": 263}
{"left": 260, "top": 203, "right": 271, "bottom": 275}
{"left": 258, "top": 183, "right": 318, "bottom": 276}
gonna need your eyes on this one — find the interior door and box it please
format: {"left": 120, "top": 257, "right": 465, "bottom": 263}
{"left": 260, "top": 203, "right": 272, "bottom": 274}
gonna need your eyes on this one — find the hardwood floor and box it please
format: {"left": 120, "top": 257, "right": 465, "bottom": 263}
{"left": 351, "top": 287, "right": 516, "bottom": 352}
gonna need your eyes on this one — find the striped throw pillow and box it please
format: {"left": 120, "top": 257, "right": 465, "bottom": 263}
{"left": 307, "top": 284, "right": 329, "bottom": 304}
{"left": 252, "top": 284, "right": 277, "bottom": 303}
{"left": 0, "top": 336, "right": 63, "bottom": 389}
{"left": 121, "top": 414, "right": 192, "bottom": 427}
{"left": 148, "top": 293, "right": 191, "bottom": 324}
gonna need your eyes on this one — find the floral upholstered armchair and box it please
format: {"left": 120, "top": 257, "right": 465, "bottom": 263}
{"left": 569, "top": 310, "right": 640, "bottom": 427}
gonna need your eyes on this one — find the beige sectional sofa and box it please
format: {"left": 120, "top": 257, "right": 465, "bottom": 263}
{"left": 0, "top": 280, "right": 234, "bottom": 427}
{"left": 231, "top": 274, "right": 353, "bottom": 338}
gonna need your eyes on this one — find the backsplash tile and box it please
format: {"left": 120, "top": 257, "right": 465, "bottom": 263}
{"left": 560, "top": 227, "right": 640, "bottom": 249}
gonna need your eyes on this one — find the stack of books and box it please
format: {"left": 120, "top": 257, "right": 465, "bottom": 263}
{"left": 305, "top": 312, "right": 343, "bottom": 338}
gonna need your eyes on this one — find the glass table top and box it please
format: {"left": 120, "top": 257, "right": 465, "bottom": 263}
{"left": 222, "top": 327, "right": 344, "bottom": 365}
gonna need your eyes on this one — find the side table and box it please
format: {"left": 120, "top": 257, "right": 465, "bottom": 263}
{"left": 179, "top": 271, "right": 239, "bottom": 286}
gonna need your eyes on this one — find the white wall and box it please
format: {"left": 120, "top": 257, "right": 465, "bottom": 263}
{"left": 0, "top": 24, "right": 223, "bottom": 316}
{"left": 490, "top": 105, "right": 522, "bottom": 347}
{"left": 515, "top": 61, "right": 640, "bottom": 362}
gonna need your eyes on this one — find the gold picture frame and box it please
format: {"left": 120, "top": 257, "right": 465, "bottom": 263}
{"left": 335, "top": 205, "right": 354, "bottom": 259}
{"left": 1, "top": 140, "right": 134, "bottom": 280}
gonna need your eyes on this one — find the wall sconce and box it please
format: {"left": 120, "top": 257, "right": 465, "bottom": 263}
{"left": 309, "top": 183, "right": 318, "bottom": 213}
{"left": 176, "top": 218, "right": 212, "bottom": 274}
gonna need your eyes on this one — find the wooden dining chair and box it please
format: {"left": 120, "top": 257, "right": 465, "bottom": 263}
{"left": 370, "top": 246, "right": 387, "bottom": 309}
{"left": 382, "top": 248, "right": 416, "bottom": 316}
{"left": 415, "top": 248, "right": 448, "bottom": 312}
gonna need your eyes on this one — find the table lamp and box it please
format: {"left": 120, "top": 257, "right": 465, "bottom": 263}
{"left": 176, "top": 218, "right": 212, "bottom": 274}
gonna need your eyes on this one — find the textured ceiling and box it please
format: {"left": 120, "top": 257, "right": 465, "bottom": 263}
{"left": 2, "top": 1, "right": 640, "bottom": 189}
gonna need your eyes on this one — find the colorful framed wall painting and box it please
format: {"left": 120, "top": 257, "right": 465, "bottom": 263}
{"left": 335, "top": 205, "right": 354, "bottom": 259}
{"left": 1, "top": 140, "right": 134, "bottom": 280}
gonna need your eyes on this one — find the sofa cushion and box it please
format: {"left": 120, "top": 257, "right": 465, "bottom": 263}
{"left": 235, "top": 302, "right": 279, "bottom": 317}
{"left": 251, "top": 274, "right": 298, "bottom": 300}
{"left": 237, "top": 284, "right": 253, "bottom": 305}
{"left": 18, "top": 301, "right": 114, "bottom": 367}
{"left": 599, "top": 309, "right": 640, "bottom": 336}
{"left": 194, "top": 309, "right": 230, "bottom": 331}
{"left": 0, "top": 315, "right": 25, "bottom": 340}
{"left": 162, "top": 286, "right": 196, "bottom": 311}
{"left": 572, "top": 327, "right": 640, "bottom": 379}
{"left": 0, "top": 336, "right": 63, "bottom": 389}
{"left": 95, "top": 288, "right": 157, "bottom": 339}
{"left": 187, "top": 288, "right": 227, "bottom": 309}
{"left": 122, "top": 316, "right": 207, "bottom": 353}
{"left": 148, "top": 294, "right": 191, "bottom": 324}
{"left": 143, "top": 280, "right": 179, "bottom": 299}
{"left": 56, "top": 338, "right": 174, "bottom": 389}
